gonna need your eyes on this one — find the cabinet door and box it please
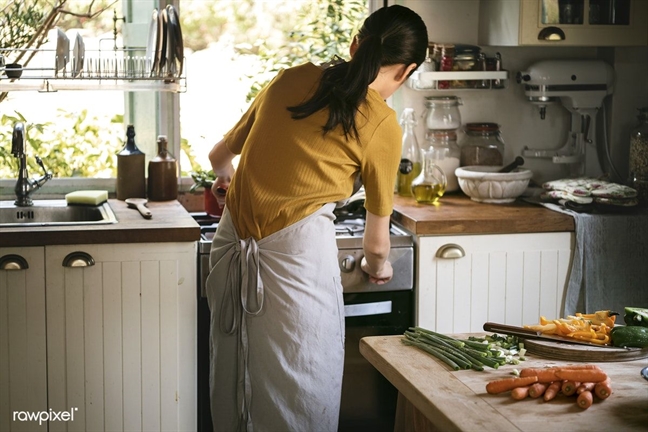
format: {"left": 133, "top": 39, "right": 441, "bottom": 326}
{"left": 0, "top": 247, "right": 47, "bottom": 432}
{"left": 479, "top": 0, "right": 648, "bottom": 46}
{"left": 416, "top": 232, "right": 573, "bottom": 332}
{"left": 45, "top": 242, "right": 196, "bottom": 432}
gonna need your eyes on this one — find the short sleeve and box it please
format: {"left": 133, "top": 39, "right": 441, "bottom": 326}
{"left": 361, "top": 114, "right": 402, "bottom": 216}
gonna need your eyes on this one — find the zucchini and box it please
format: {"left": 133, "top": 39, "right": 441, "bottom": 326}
{"left": 623, "top": 307, "right": 648, "bottom": 327}
{"left": 611, "top": 325, "right": 648, "bottom": 348}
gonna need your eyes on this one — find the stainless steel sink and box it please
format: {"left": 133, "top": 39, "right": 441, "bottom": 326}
{"left": 0, "top": 200, "right": 118, "bottom": 227}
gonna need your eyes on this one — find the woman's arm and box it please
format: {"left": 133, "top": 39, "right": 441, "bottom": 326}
{"left": 208, "top": 139, "right": 236, "bottom": 203}
{"left": 361, "top": 210, "right": 393, "bottom": 284}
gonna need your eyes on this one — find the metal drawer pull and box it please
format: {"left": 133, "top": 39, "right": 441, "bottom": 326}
{"left": 435, "top": 244, "right": 465, "bottom": 259}
{"left": 0, "top": 254, "right": 29, "bottom": 270}
{"left": 344, "top": 300, "right": 392, "bottom": 318}
{"left": 62, "top": 251, "right": 95, "bottom": 267}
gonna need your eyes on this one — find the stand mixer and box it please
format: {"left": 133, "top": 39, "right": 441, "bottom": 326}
{"left": 516, "top": 60, "right": 615, "bottom": 178}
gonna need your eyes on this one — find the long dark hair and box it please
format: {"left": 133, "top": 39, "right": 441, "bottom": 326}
{"left": 287, "top": 5, "right": 428, "bottom": 140}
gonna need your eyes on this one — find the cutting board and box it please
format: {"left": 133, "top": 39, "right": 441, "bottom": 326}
{"left": 524, "top": 338, "right": 648, "bottom": 362}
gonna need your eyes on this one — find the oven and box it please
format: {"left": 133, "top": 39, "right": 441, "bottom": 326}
{"left": 193, "top": 209, "right": 414, "bottom": 432}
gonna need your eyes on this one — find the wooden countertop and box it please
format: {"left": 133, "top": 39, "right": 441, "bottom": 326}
{"left": 392, "top": 193, "right": 575, "bottom": 235}
{"left": 360, "top": 335, "right": 648, "bottom": 432}
{"left": 1, "top": 199, "right": 200, "bottom": 247}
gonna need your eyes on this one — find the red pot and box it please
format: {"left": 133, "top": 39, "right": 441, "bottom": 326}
{"left": 204, "top": 188, "right": 223, "bottom": 217}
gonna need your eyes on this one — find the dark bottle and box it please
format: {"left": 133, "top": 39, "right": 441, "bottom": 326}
{"left": 116, "top": 124, "right": 146, "bottom": 200}
{"left": 147, "top": 135, "right": 178, "bottom": 201}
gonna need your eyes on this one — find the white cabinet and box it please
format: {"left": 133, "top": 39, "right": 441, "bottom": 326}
{"left": 0, "top": 247, "right": 47, "bottom": 432}
{"left": 479, "top": 0, "right": 648, "bottom": 46}
{"left": 415, "top": 232, "right": 574, "bottom": 332}
{"left": 0, "top": 242, "right": 196, "bottom": 432}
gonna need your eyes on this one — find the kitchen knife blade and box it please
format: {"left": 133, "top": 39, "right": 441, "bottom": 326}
{"left": 483, "top": 322, "right": 623, "bottom": 349}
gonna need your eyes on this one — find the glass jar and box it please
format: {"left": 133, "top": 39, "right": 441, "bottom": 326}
{"left": 629, "top": 107, "right": 648, "bottom": 205}
{"left": 459, "top": 123, "right": 505, "bottom": 166}
{"left": 438, "top": 44, "right": 455, "bottom": 90}
{"left": 424, "top": 96, "right": 462, "bottom": 130}
{"left": 424, "top": 130, "right": 461, "bottom": 193}
{"left": 411, "top": 148, "right": 447, "bottom": 204}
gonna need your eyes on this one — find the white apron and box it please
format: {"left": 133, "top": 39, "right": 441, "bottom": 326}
{"left": 206, "top": 203, "right": 345, "bottom": 432}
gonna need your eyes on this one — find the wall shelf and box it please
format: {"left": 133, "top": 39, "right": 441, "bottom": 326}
{"left": 408, "top": 70, "right": 508, "bottom": 91}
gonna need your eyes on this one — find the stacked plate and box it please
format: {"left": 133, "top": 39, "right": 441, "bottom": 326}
{"left": 146, "top": 5, "right": 184, "bottom": 78}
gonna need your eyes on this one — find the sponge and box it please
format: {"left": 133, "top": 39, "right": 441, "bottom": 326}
{"left": 65, "top": 190, "right": 109, "bottom": 205}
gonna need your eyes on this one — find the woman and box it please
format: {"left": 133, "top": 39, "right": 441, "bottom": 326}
{"left": 206, "top": 5, "right": 427, "bottom": 431}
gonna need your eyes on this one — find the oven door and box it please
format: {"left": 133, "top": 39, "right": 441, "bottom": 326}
{"left": 338, "top": 290, "right": 413, "bottom": 432}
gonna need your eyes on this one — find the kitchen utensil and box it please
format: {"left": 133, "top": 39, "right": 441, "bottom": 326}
{"left": 455, "top": 166, "right": 532, "bottom": 203}
{"left": 72, "top": 32, "right": 85, "bottom": 77}
{"left": 158, "top": 8, "right": 168, "bottom": 76}
{"left": 125, "top": 198, "right": 152, "bottom": 219}
{"left": 5, "top": 63, "right": 22, "bottom": 79}
{"left": 166, "top": 4, "right": 183, "bottom": 77}
{"left": 498, "top": 156, "right": 524, "bottom": 173}
{"left": 642, "top": 366, "right": 648, "bottom": 380}
{"left": 483, "top": 322, "right": 623, "bottom": 349}
{"left": 523, "top": 338, "right": 648, "bottom": 362}
{"left": 164, "top": 6, "right": 176, "bottom": 77}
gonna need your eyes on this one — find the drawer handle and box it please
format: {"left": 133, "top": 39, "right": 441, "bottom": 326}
{"left": 62, "top": 252, "right": 95, "bottom": 267}
{"left": 435, "top": 244, "right": 465, "bottom": 259}
{"left": 0, "top": 254, "right": 29, "bottom": 270}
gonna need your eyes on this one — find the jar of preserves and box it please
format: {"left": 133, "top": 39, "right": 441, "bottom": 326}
{"left": 629, "top": 107, "right": 648, "bottom": 205}
{"left": 459, "top": 123, "right": 505, "bottom": 166}
{"left": 438, "top": 44, "right": 455, "bottom": 89}
{"left": 424, "top": 96, "right": 462, "bottom": 130}
{"left": 424, "top": 130, "right": 461, "bottom": 192}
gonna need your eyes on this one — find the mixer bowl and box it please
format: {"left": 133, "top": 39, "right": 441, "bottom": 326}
{"left": 455, "top": 165, "right": 533, "bottom": 203}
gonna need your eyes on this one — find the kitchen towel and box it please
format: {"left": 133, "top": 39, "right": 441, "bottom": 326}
{"left": 541, "top": 202, "right": 648, "bottom": 315}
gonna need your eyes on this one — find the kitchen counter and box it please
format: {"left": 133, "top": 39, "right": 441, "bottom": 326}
{"left": 1, "top": 199, "right": 200, "bottom": 247}
{"left": 392, "top": 194, "right": 575, "bottom": 235}
{"left": 360, "top": 335, "right": 648, "bottom": 432}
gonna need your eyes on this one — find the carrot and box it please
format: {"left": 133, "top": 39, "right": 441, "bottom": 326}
{"left": 519, "top": 368, "right": 559, "bottom": 383}
{"left": 529, "top": 382, "right": 548, "bottom": 399}
{"left": 577, "top": 390, "right": 594, "bottom": 409}
{"left": 543, "top": 381, "right": 561, "bottom": 402}
{"left": 555, "top": 369, "right": 608, "bottom": 383}
{"left": 561, "top": 381, "right": 580, "bottom": 396}
{"left": 486, "top": 376, "right": 538, "bottom": 394}
{"left": 576, "top": 382, "right": 596, "bottom": 394}
{"left": 594, "top": 378, "right": 612, "bottom": 400}
{"left": 511, "top": 386, "right": 531, "bottom": 400}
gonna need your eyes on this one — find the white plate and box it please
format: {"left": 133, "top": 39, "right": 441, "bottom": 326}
{"left": 146, "top": 9, "right": 160, "bottom": 76}
{"left": 55, "top": 28, "right": 70, "bottom": 73}
{"left": 72, "top": 32, "right": 85, "bottom": 77}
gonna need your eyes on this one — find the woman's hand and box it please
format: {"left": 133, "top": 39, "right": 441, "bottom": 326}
{"left": 211, "top": 177, "right": 229, "bottom": 208}
{"left": 361, "top": 257, "right": 393, "bottom": 285}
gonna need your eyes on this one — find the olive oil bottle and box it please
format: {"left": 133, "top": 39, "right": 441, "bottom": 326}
{"left": 396, "top": 108, "right": 421, "bottom": 197}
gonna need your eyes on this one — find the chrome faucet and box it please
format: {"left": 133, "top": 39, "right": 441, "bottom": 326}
{"left": 11, "top": 122, "right": 53, "bottom": 206}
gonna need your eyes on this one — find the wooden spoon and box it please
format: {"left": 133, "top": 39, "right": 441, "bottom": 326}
{"left": 125, "top": 198, "right": 152, "bottom": 219}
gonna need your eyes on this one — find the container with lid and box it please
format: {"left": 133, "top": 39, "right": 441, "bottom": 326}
{"left": 396, "top": 108, "right": 422, "bottom": 197}
{"left": 629, "top": 107, "right": 648, "bottom": 205}
{"left": 424, "top": 96, "right": 462, "bottom": 130}
{"left": 411, "top": 148, "right": 447, "bottom": 204}
{"left": 116, "top": 124, "right": 146, "bottom": 200}
{"left": 459, "top": 122, "right": 505, "bottom": 167}
{"left": 147, "top": 135, "right": 178, "bottom": 201}
{"left": 424, "top": 130, "right": 461, "bottom": 192}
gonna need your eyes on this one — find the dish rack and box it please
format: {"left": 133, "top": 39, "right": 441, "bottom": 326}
{"left": 0, "top": 46, "right": 186, "bottom": 93}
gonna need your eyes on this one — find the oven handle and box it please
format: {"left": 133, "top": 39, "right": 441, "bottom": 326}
{"left": 344, "top": 300, "right": 392, "bottom": 318}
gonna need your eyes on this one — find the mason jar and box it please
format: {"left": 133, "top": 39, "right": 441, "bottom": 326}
{"left": 459, "top": 122, "right": 505, "bottom": 166}
{"left": 424, "top": 96, "right": 462, "bottom": 130}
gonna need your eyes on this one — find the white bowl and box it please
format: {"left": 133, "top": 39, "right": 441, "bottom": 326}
{"left": 455, "top": 165, "right": 533, "bottom": 203}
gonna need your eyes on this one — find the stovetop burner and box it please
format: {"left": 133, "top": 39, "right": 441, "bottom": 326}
{"left": 334, "top": 219, "right": 365, "bottom": 237}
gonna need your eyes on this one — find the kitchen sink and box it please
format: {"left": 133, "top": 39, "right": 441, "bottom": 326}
{"left": 0, "top": 200, "right": 117, "bottom": 227}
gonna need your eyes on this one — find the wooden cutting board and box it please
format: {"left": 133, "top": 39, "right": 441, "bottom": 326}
{"left": 523, "top": 338, "right": 648, "bottom": 362}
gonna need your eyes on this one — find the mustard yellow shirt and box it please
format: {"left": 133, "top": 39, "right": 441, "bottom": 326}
{"left": 223, "top": 62, "right": 402, "bottom": 240}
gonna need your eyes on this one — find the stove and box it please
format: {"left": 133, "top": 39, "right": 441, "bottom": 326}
{"left": 192, "top": 210, "right": 414, "bottom": 432}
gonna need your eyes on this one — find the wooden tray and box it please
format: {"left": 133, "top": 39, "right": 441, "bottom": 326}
{"left": 523, "top": 338, "right": 648, "bottom": 362}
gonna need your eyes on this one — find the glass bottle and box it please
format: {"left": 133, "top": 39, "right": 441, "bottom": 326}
{"left": 629, "top": 107, "right": 648, "bottom": 205}
{"left": 459, "top": 123, "right": 505, "bottom": 166}
{"left": 147, "top": 135, "right": 178, "bottom": 201}
{"left": 116, "top": 124, "right": 146, "bottom": 200}
{"left": 396, "top": 108, "right": 422, "bottom": 197}
{"left": 424, "top": 96, "right": 462, "bottom": 130}
{"left": 411, "top": 149, "right": 447, "bottom": 204}
{"left": 425, "top": 130, "right": 461, "bottom": 193}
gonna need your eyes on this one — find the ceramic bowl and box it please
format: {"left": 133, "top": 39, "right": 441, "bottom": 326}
{"left": 455, "top": 165, "right": 533, "bottom": 203}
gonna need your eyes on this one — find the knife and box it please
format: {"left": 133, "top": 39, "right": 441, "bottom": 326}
{"left": 483, "top": 322, "right": 624, "bottom": 349}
